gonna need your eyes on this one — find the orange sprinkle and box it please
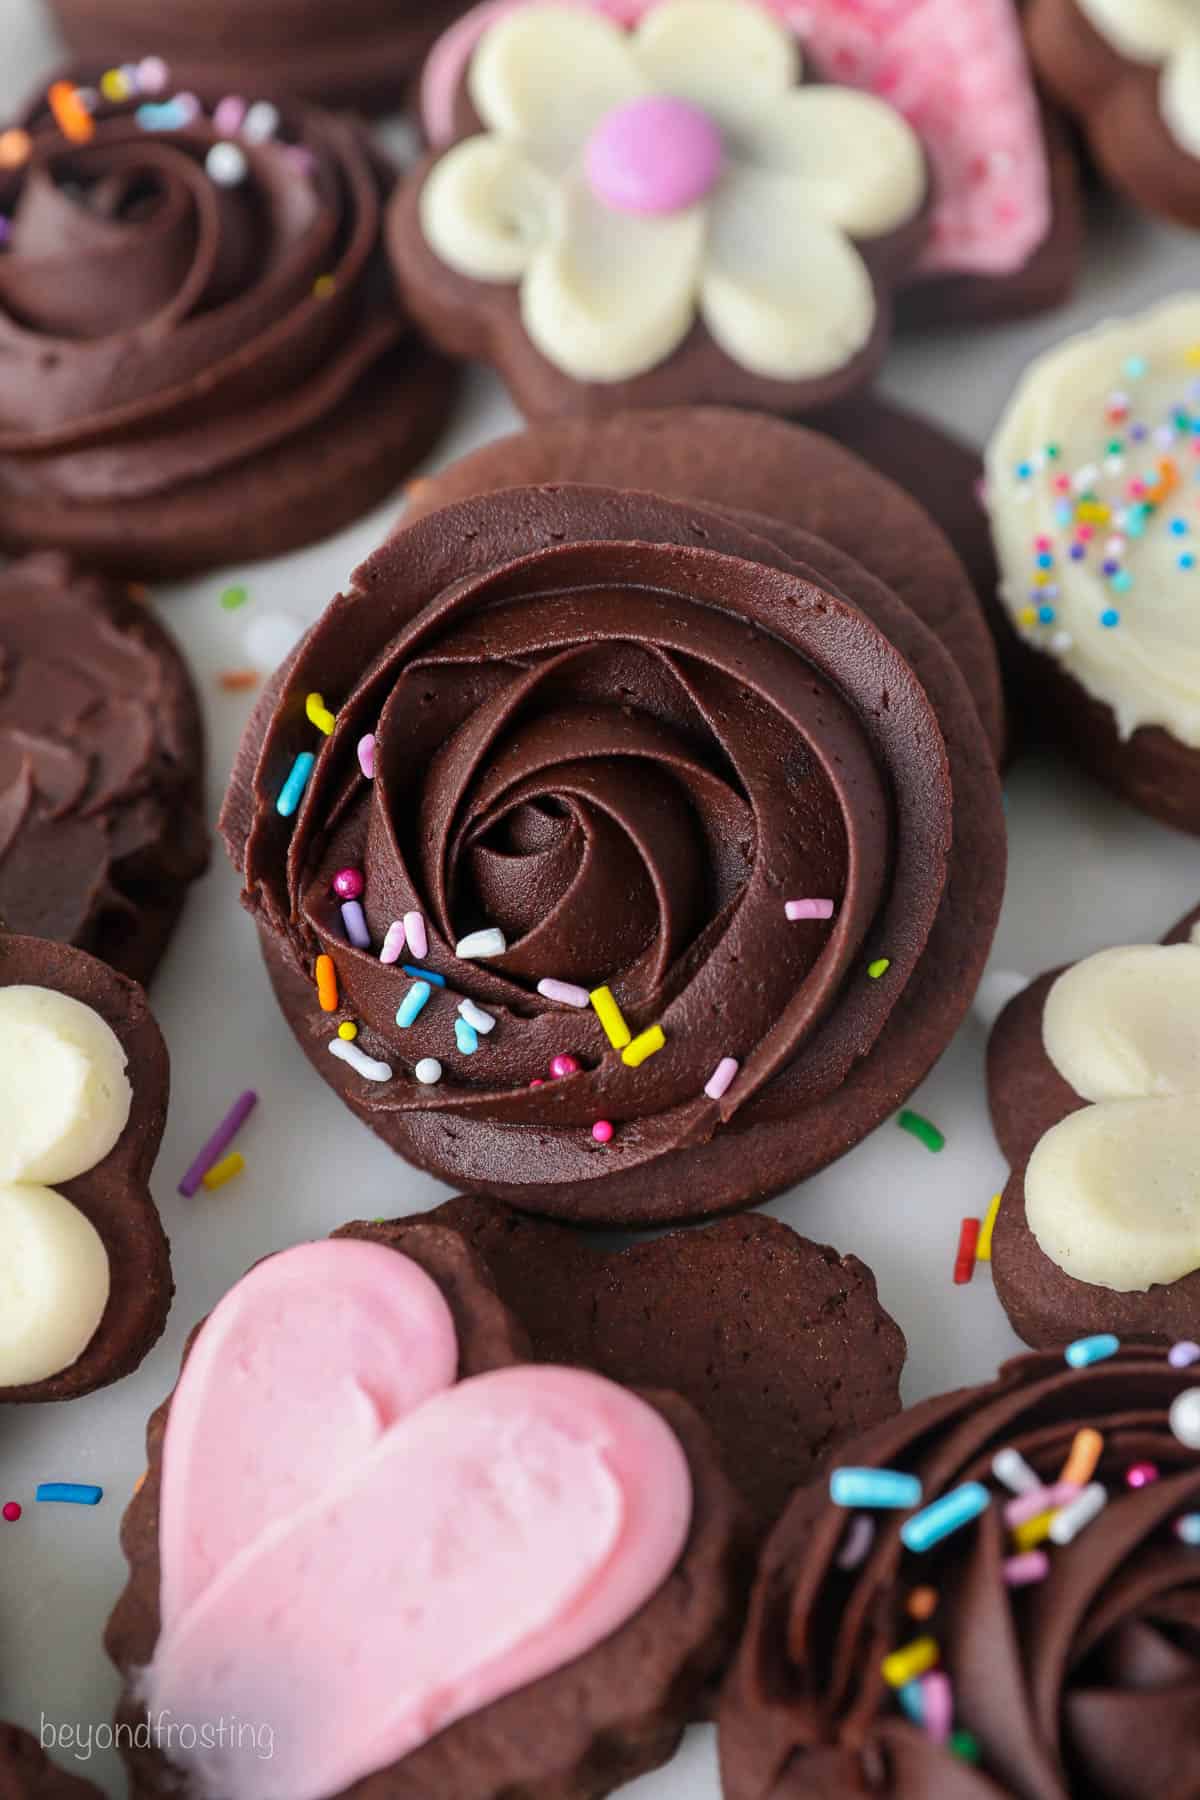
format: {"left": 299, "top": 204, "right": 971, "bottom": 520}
{"left": 132, "top": 1472, "right": 147, "bottom": 1497}
{"left": 1058, "top": 1426, "right": 1103, "bottom": 1488}
{"left": 0, "top": 128, "right": 32, "bottom": 169}
{"left": 405, "top": 478, "right": 433, "bottom": 506}
{"left": 48, "top": 81, "right": 94, "bottom": 143}
{"left": 316, "top": 953, "right": 338, "bottom": 1013}
{"left": 906, "top": 1586, "right": 938, "bottom": 1622}
{"left": 218, "top": 668, "right": 260, "bottom": 692}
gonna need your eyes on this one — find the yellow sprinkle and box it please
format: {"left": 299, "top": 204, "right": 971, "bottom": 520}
{"left": 1075, "top": 501, "right": 1111, "bottom": 525}
{"left": 881, "top": 1636, "right": 938, "bottom": 1689}
{"left": 337, "top": 1020, "right": 358, "bottom": 1041}
{"left": 1033, "top": 572, "right": 1052, "bottom": 588}
{"left": 306, "top": 692, "right": 336, "bottom": 735}
{"left": 906, "top": 1586, "right": 938, "bottom": 1622}
{"left": 867, "top": 958, "right": 891, "bottom": 980}
{"left": 976, "top": 1193, "right": 1002, "bottom": 1261}
{"left": 1187, "top": 345, "right": 1200, "bottom": 367}
{"left": 590, "top": 984, "right": 631, "bottom": 1050}
{"left": 1017, "top": 607, "right": 1038, "bottom": 627}
{"left": 202, "top": 1151, "right": 245, "bottom": 1191}
{"left": 1058, "top": 1426, "right": 1103, "bottom": 1489}
{"left": 1012, "top": 1510, "right": 1055, "bottom": 1552}
{"left": 313, "top": 274, "right": 337, "bottom": 299}
{"left": 622, "top": 1024, "right": 665, "bottom": 1068}
{"left": 100, "top": 67, "right": 132, "bottom": 100}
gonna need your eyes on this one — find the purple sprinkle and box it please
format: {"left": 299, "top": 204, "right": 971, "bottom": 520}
{"left": 0, "top": 216, "right": 10, "bottom": 246}
{"left": 1003, "top": 1550, "right": 1049, "bottom": 1587}
{"left": 357, "top": 733, "right": 376, "bottom": 779}
{"left": 537, "top": 978, "right": 590, "bottom": 1008}
{"left": 380, "top": 920, "right": 406, "bottom": 964}
{"left": 1101, "top": 558, "right": 1120, "bottom": 576}
{"left": 213, "top": 94, "right": 246, "bottom": 134}
{"left": 1169, "top": 1341, "right": 1200, "bottom": 1369}
{"left": 172, "top": 90, "right": 201, "bottom": 122}
{"left": 341, "top": 900, "right": 370, "bottom": 949}
{"left": 835, "top": 1513, "right": 874, "bottom": 1570}
{"left": 178, "top": 1090, "right": 258, "bottom": 1197}
{"left": 1069, "top": 544, "right": 1086, "bottom": 561}
{"left": 704, "top": 1056, "right": 738, "bottom": 1101}
{"left": 1004, "top": 1481, "right": 1079, "bottom": 1527}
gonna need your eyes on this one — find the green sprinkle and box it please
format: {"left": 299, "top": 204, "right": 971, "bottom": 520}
{"left": 898, "top": 1110, "right": 945, "bottom": 1153}
{"left": 220, "top": 584, "right": 249, "bottom": 611}
{"left": 950, "top": 1730, "right": 980, "bottom": 1764}
{"left": 867, "top": 958, "right": 891, "bottom": 980}
{"left": 1044, "top": 443, "right": 1060, "bottom": 460}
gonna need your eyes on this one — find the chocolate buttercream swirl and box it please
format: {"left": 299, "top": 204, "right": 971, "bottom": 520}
{"left": 226, "top": 486, "right": 1004, "bottom": 1221}
{"left": 0, "top": 76, "right": 401, "bottom": 507}
{"left": 721, "top": 1345, "right": 1200, "bottom": 1800}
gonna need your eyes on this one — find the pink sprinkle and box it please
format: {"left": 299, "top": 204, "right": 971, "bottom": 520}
{"left": 785, "top": 898, "right": 835, "bottom": 922}
{"left": 332, "top": 867, "right": 364, "bottom": 900}
{"left": 357, "top": 733, "right": 376, "bottom": 779}
{"left": 2, "top": 1502, "right": 21, "bottom": 1523}
{"left": 172, "top": 91, "right": 201, "bottom": 122}
{"left": 213, "top": 94, "right": 246, "bottom": 134}
{"left": 920, "top": 1671, "right": 953, "bottom": 1746}
{"left": 1003, "top": 1481, "right": 1079, "bottom": 1527}
{"left": 403, "top": 910, "right": 428, "bottom": 960}
{"left": 834, "top": 1512, "right": 874, "bottom": 1570}
{"left": 1034, "top": 535, "right": 1052, "bottom": 553}
{"left": 530, "top": 1078, "right": 546, "bottom": 1088}
{"left": 1125, "top": 1462, "right": 1159, "bottom": 1490}
{"left": 592, "top": 1120, "right": 614, "bottom": 1143}
{"left": 550, "top": 1053, "right": 580, "bottom": 1079}
{"left": 380, "top": 921, "right": 406, "bottom": 964}
{"left": 136, "top": 57, "right": 169, "bottom": 94}
{"left": 537, "top": 978, "right": 590, "bottom": 1008}
{"left": 1053, "top": 475, "right": 1071, "bottom": 493}
{"left": 1003, "top": 1550, "right": 1049, "bottom": 1587}
{"left": 704, "top": 1056, "right": 738, "bottom": 1101}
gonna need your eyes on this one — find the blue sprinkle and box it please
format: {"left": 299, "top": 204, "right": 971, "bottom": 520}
{"left": 1101, "top": 608, "right": 1121, "bottom": 628}
{"left": 1038, "top": 605, "right": 1056, "bottom": 625}
{"left": 1016, "top": 461, "right": 1033, "bottom": 481}
{"left": 1111, "top": 569, "right": 1133, "bottom": 594}
{"left": 1123, "top": 356, "right": 1148, "bottom": 380}
{"left": 276, "top": 751, "right": 315, "bottom": 818}
{"left": 1171, "top": 517, "right": 1189, "bottom": 535}
{"left": 402, "top": 964, "right": 446, "bottom": 987}
{"left": 1036, "top": 551, "right": 1054, "bottom": 569}
{"left": 898, "top": 1682, "right": 925, "bottom": 1724}
{"left": 829, "top": 1467, "right": 922, "bottom": 1510}
{"left": 1181, "top": 552, "right": 1196, "bottom": 571}
{"left": 395, "top": 980, "right": 432, "bottom": 1028}
{"left": 37, "top": 1483, "right": 102, "bottom": 1506}
{"left": 900, "top": 1481, "right": 990, "bottom": 1553}
{"left": 455, "top": 1017, "right": 479, "bottom": 1056}
{"left": 1065, "top": 1332, "right": 1120, "bottom": 1368}
{"left": 1177, "top": 1513, "right": 1200, "bottom": 1546}
{"left": 136, "top": 100, "right": 187, "bottom": 130}
{"left": 1054, "top": 500, "right": 1073, "bottom": 525}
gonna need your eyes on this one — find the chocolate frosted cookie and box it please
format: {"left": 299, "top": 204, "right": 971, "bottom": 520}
{"left": 42, "top": 5, "right": 462, "bottom": 115}
{"left": 0, "top": 1726, "right": 101, "bottom": 1800}
{"left": 1028, "top": 0, "right": 1200, "bottom": 228}
{"left": 985, "top": 296, "right": 1200, "bottom": 835}
{"left": 1, "top": 555, "right": 207, "bottom": 985}
{"left": 381, "top": 1198, "right": 906, "bottom": 1545}
{"left": 987, "top": 904, "right": 1200, "bottom": 1349}
{"left": 0, "top": 933, "right": 171, "bottom": 1403}
{"left": 721, "top": 1341, "right": 1200, "bottom": 1799}
{"left": 107, "top": 1230, "right": 744, "bottom": 1800}
{"left": 223, "top": 477, "right": 1005, "bottom": 1224}
{"left": 0, "top": 70, "right": 455, "bottom": 578}
{"left": 392, "top": 0, "right": 931, "bottom": 420}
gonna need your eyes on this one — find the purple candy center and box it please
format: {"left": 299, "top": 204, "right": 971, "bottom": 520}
{"left": 584, "top": 95, "right": 723, "bottom": 215}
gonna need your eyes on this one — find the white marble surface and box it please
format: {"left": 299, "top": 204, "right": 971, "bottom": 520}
{"left": 1, "top": 10, "right": 1198, "bottom": 1796}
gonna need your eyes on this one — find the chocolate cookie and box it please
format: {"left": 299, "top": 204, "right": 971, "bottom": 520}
{"left": 223, "top": 478, "right": 1005, "bottom": 1224}
{"left": 1028, "top": 0, "right": 1200, "bottom": 228}
{"left": 987, "top": 904, "right": 1200, "bottom": 1349}
{"left": 401, "top": 406, "right": 1006, "bottom": 761}
{"left": 720, "top": 1341, "right": 1200, "bottom": 1799}
{"left": 985, "top": 296, "right": 1200, "bottom": 836}
{"left": 0, "top": 1726, "right": 101, "bottom": 1800}
{"left": 391, "top": 0, "right": 931, "bottom": 421}
{"left": 0, "top": 933, "right": 171, "bottom": 1403}
{"left": 375, "top": 1198, "right": 906, "bottom": 1545}
{"left": 41, "top": 5, "right": 462, "bottom": 115}
{"left": 1, "top": 555, "right": 207, "bottom": 985}
{"left": 0, "top": 71, "right": 456, "bottom": 579}
{"left": 107, "top": 1229, "right": 745, "bottom": 1800}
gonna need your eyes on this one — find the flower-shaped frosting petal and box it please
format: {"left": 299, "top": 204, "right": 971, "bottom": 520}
{"left": 1080, "top": 0, "right": 1200, "bottom": 160}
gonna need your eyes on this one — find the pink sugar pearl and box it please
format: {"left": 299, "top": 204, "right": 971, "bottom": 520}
{"left": 549, "top": 1053, "right": 580, "bottom": 1079}
{"left": 585, "top": 96, "right": 723, "bottom": 216}
{"left": 2, "top": 1502, "right": 20, "bottom": 1523}
{"left": 592, "top": 1120, "right": 614, "bottom": 1144}
{"left": 332, "top": 867, "right": 364, "bottom": 900}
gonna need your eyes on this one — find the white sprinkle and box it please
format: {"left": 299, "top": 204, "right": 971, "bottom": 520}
{"left": 992, "top": 1447, "right": 1041, "bottom": 1494}
{"left": 1050, "top": 631, "right": 1074, "bottom": 656}
{"left": 537, "top": 978, "right": 589, "bottom": 1008}
{"left": 1048, "top": 1482, "right": 1107, "bottom": 1545}
{"left": 1072, "top": 464, "right": 1099, "bottom": 493}
{"left": 973, "top": 969, "right": 1030, "bottom": 1034}
{"left": 242, "top": 100, "right": 281, "bottom": 142}
{"left": 1169, "top": 1388, "right": 1200, "bottom": 1450}
{"left": 704, "top": 1056, "right": 738, "bottom": 1101}
{"left": 456, "top": 928, "right": 506, "bottom": 960}
{"left": 457, "top": 997, "right": 496, "bottom": 1034}
{"left": 244, "top": 611, "right": 304, "bottom": 670}
{"left": 404, "top": 910, "right": 428, "bottom": 960}
{"left": 380, "top": 921, "right": 406, "bottom": 965}
{"left": 414, "top": 1058, "right": 443, "bottom": 1085}
{"left": 328, "top": 1038, "right": 392, "bottom": 1083}
{"left": 205, "top": 141, "right": 248, "bottom": 186}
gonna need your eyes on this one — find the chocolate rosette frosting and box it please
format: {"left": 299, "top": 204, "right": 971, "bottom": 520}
{"left": 224, "top": 485, "right": 1004, "bottom": 1223}
{"left": 0, "top": 74, "right": 454, "bottom": 576}
{"left": 721, "top": 1345, "right": 1200, "bottom": 1800}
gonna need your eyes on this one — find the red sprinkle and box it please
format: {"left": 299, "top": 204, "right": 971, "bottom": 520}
{"left": 2, "top": 1502, "right": 21, "bottom": 1523}
{"left": 591, "top": 1120, "right": 614, "bottom": 1144}
{"left": 953, "top": 1218, "right": 981, "bottom": 1285}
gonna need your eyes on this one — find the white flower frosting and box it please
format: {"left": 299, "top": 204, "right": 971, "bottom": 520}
{"left": 419, "top": 0, "right": 926, "bottom": 382}
{"left": 1078, "top": 0, "right": 1200, "bottom": 160}
{"left": 1027, "top": 941, "right": 1200, "bottom": 1292}
{"left": 986, "top": 295, "right": 1200, "bottom": 747}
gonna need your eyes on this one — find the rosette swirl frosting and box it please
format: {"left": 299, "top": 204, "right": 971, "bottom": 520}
{"left": 721, "top": 1344, "right": 1200, "bottom": 1800}
{"left": 225, "top": 485, "right": 1004, "bottom": 1222}
{"left": 0, "top": 76, "right": 451, "bottom": 575}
